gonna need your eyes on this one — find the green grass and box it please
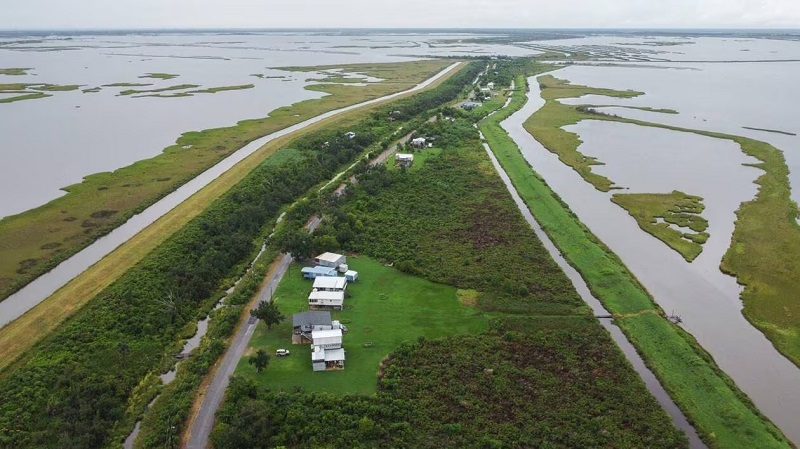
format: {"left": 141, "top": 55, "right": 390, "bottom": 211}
{"left": 479, "top": 74, "right": 792, "bottom": 449}
{"left": 0, "top": 68, "right": 32, "bottom": 76}
{"left": 0, "top": 92, "right": 51, "bottom": 103}
{"left": 611, "top": 191, "right": 709, "bottom": 261}
{"left": 0, "top": 59, "right": 455, "bottom": 306}
{"left": 742, "top": 126, "right": 797, "bottom": 136}
{"left": 30, "top": 84, "right": 81, "bottom": 92}
{"left": 119, "top": 84, "right": 200, "bottom": 96}
{"left": 191, "top": 84, "right": 254, "bottom": 94}
{"left": 82, "top": 87, "right": 102, "bottom": 94}
{"left": 386, "top": 147, "right": 442, "bottom": 170}
{"left": 139, "top": 72, "right": 178, "bottom": 80}
{"left": 237, "top": 257, "right": 489, "bottom": 395}
{"left": 585, "top": 104, "right": 679, "bottom": 114}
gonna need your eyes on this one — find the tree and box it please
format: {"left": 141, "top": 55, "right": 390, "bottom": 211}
{"left": 250, "top": 300, "right": 285, "bottom": 331}
{"left": 249, "top": 349, "right": 270, "bottom": 373}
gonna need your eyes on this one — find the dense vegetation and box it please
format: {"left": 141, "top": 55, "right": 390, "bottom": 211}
{"left": 481, "top": 74, "right": 791, "bottom": 448}
{"left": 313, "top": 116, "right": 586, "bottom": 315}
{"left": 0, "top": 62, "right": 483, "bottom": 449}
{"left": 213, "top": 317, "right": 687, "bottom": 449}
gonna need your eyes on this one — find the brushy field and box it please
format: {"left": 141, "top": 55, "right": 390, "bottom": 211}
{"left": 0, "top": 59, "right": 452, "bottom": 304}
{"left": 479, "top": 74, "right": 792, "bottom": 449}
{"left": 237, "top": 258, "right": 489, "bottom": 395}
{"left": 219, "top": 101, "right": 687, "bottom": 448}
{"left": 215, "top": 317, "right": 687, "bottom": 449}
{"left": 611, "top": 191, "right": 709, "bottom": 262}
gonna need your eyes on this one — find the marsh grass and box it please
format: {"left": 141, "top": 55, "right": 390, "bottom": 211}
{"left": 611, "top": 191, "right": 709, "bottom": 261}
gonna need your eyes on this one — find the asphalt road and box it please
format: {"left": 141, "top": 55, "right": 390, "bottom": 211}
{"left": 185, "top": 216, "right": 320, "bottom": 449}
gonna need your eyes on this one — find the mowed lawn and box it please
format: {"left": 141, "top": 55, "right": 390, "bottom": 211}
{"left": 236, "top": 256, "right": 488, "bottom": 395}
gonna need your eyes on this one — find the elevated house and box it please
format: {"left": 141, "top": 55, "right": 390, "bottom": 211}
{"left": 315, "top": 252, "right": 347, "bottom": 269}
{"left": 312, "top": 276, "right": 347, "bottom": 292}
{"left": 411, "top": 137, "right": 427, "bottom": 148}
{"left": 308, "top": 290, "right": 345, "bottom": 310}
{"left": 311, "top": 328, "right": 345, "bottom": 371}
{"left": 293, "top": 311, "right": 346, "bottom": 344}
{"left": 395, "top": 153, "right": 414, "bottom": 167}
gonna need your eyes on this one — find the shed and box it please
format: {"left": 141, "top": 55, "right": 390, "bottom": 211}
{"left": 312, "top": 276, "right": 347, "bottom": 292}
{"left": 344, "top": 270, "right": 359, "bottom": 282}
{"left": 395, "top": 153, "right": 414, "bottom": 167}
{"left": 315, "top": 252, "right": 347, "bottom": 268}
{"left": 301, "top": 265, "right": 338, "bottom": 279}
{"left": 461, "top": 101, "right": 482, "bottom": 110}
{"left": 312, "top": 328, "right": 343, "bottom": 349}
{"left": 345, "top": 131, "right": 356, "bottom": 139}
{"left": 308, "top": 290, "right": 345, "bottom": 310}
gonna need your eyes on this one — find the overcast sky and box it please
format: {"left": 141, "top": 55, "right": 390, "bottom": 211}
{"left": 2, "top": 0, "right": 799, "bottom": 30}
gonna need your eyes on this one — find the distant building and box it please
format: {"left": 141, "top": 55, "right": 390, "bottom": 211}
{"left": 345, "top": 131, "right": 356, "bottom": 139}
{"left": 411, "top": 137, "right": 427, "bottom": 148}
{"left": 315, "top": 252, "right": 347, "bottom": 269}
{"left": 480, "top": 87, "right": 491, "bottom": 94}
{"left": 461, "top": 101, "right": 482, "bottom": 111}
{"left": 487, "top": 82, "right": 495, "bottom": 89}
{"left": 301, "top": 265, "right": 338, "bottom": 279}
{"left": 395, "top": 153, "right": 414, "bottom": 167}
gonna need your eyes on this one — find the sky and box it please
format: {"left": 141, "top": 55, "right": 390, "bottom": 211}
{"left": 2, "top": 0, "right": 799, "bottom": 30}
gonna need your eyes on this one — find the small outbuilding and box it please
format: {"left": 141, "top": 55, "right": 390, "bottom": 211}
{"left": 311, "top": 346, "right": 346, "bottom": 371}
{"left": 461, "top": 101, "right": 482, "bottom": 111}
{"left": 345, "top": 131, "right": 356, "bottom": 139}
{"left": 301, "top": 265, "right": 338, "bottom": 279}
{"left": 315, "top": 252, "right": 347, "bottom": 269}
{"left": 344, "top": 270, "right": 359, "bottom": 282}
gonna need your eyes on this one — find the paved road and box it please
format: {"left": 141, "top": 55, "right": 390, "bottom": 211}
{"left": 185, "top": 217, "right": 320, "bottom": 449}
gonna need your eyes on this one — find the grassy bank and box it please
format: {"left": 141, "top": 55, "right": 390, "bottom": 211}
{"left": 0, "top": 68, "right": 32, "bottom": 75}
{"left": 0, "top": 59, "right": 453, "bottom": 305}
{"left": 479, "top": 74, "right": 791, "bottom": 449}
{"left": 611, "top": 191, "right": 709, "bottom": 262}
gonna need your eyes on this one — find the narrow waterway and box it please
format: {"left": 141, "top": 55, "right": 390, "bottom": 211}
{"left": 479, "top": 135, "right": 705, "bottom": 448}
{"left": 0, "top": 62, "right": 461, "bottom": 329}
{"left": 500, "top": 74, "right": 800, "bottom": 444}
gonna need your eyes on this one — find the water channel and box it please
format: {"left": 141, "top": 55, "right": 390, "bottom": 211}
{"left": 501, "top": 73, "right": 800, "bottom": 444}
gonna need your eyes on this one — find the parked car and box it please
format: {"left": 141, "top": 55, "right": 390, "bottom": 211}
{"left": 276, "top": 349, "right": 290, "bottom": 357}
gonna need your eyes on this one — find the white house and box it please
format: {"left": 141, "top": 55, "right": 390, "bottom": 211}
{"left": 312, "top": 276, "right": 347, "bottom": 292}
{"left": 487, "top": 82, "right": 495, "bottom": 89}
{"left": 312, "top": 328, "right": 343, "bottom": 349}
{"left": 395, "top": 153, "right": 414, "bottom": 167}
{"left": 411, "top": 137, "right": 426, "bottom": 148}
{"left": 311, "top": 346, "right": 345, "bottom": 371}
{"left": 308, "top": 290, "right": 345, "bottom": 310}
{"left": 315, "top": 252, "right": 347, "bottom": 269}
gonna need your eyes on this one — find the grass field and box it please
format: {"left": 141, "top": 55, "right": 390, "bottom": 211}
{"left": 611, "top": 191, "right": 709, "bottom": 262}
{"left": 0, "top": 59, "right": 453, "bottom": 306}
{"left": 0, "top": 62, "right": 463, "bottom": 374}
{"left": 479, "top": 74, "right": 792, "bottom": 449}
{"left": 237, "top": 257, "right": 488, "bottom": 395}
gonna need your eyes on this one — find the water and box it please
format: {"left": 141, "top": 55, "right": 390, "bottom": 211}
{"left": 481, "top": 137, "right": 705, "bottom": 447}
{"left": 0, "top": 61, "right": 461, "bottom": 328}
{"left": 0, "top": 31, "right": 539, "bottom": 218}
{"left": 502, "top": 73, "right": 800, "bottom": 444}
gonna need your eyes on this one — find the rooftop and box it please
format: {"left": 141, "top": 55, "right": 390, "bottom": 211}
{"left": 315, "top": 252, "right": 345, "bottom": 263}
{"left": 292, "top": 311, "right": 333, "bottom": 328}
{"left": 308, "top": 290, "right": 345, "bottom": 301}
{"left": 313, "top": 276, "right": 347, "bottom": 290}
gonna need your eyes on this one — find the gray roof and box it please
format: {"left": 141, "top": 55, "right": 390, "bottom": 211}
{"left": 293, "top": 311, "right": 332, "bottom": 328}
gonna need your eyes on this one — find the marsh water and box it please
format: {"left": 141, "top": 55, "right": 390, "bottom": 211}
{"left": 503, "top": 72, "right": 800, "bottom": 443}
